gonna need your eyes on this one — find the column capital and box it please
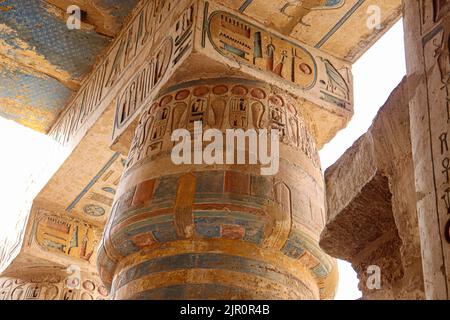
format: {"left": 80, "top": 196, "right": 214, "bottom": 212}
{"left": 112, "top": 0, "right": 353, "bottom": 153}
{"left": 47, "top": 0, "right": 353, "bottom": 156}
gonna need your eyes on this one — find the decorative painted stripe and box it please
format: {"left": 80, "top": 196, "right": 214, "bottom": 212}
{"left": 117, "top": 211, "right": 263, "bottom": 232}
{"left": 97, "top": 243, "right": 121, "bottom": 286}
{"left": 239, "top": 0, "right": 254, "bottom": 13}
{"left": 194, "top": 194, "right": 268, "bottom": 209}
{"left": 112, "top": 219, "right": 178, "bottom": 251}
{"left": 193, "top": 215, "right": 265, "bottom": 244}
{"left": 113, "top": 239, "right": 319, "bottom": 292}
{"left": 315, "top": 0, "right": 366, "bottom": 49}
{"left": 157, "top": 77, "right": 266, "bottom": 98}
{"left": 67, "top": 152, "right": 120, "bottom": 212}
{"left": 193, "top": 211, "right": 265, "bottom": 222}
{"left": 113, "top": 253, "right": 308, "bottom": 291}
{"left": 111, "top": 217, "right": 331, "bottom": 274}
{"left": 111, "top": 207, "right": 174, "bottom": 233}
{"left": 116, "top": 268, "right": 314, "bottom": 300}
{"left": 111, "top": 201, "right": 267, "bottom": 233}
{"left": 113, "top": 202, "right": 174, "bottom": 227}
{"left": 283, "top": 230, "right": 334, "bottom": 275}
{"left": 114, "top": 269, "right": 315, "bottom": 299}
{"left": 129, "top": 284, "right": 256, "bottom": 300}
{"left": 119, "top": 270, "right": 306, "bottom": 300}
{"left": 312, "top": 264, "right": 329, "bottom": 278}
{"left": 174, "top": 173, "right": 196, "bottom": 239}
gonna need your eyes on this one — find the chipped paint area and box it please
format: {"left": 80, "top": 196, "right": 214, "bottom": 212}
{"left": 0, "top": 1, "right": 111, "bottom": 81}
{"left": 0, "top": 57, "right": 72, "bottom": 132}
{"left": 0, "top": 23, "right": 79, "bottom": 90}
{"left": 0, "top": 98, "right": 57, "bottom": 132}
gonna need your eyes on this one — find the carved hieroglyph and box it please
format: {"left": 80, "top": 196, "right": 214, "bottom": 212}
{"left": 43, "top": 0, "right": 352, "bottom": 156}
{"left": 49, "top": 0, "right": 196, "bottom": 149}
{"left": 27, "top": 209, "right": 102, "bottom": 266}
{"left": 111, "top": 0, "right": 353, "bottom": 147}
{"left": 0, "top": 268, "right": 108, "bottom": 300}
{"left": 124, "top": 78, "right": 321, "bottom": 171}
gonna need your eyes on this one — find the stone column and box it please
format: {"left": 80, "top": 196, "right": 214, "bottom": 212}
{"left": 403, "top": 1, "right": 450, "bottom": 299}
{"left": 97, "top": 77, "right": 338, "bottom": 300}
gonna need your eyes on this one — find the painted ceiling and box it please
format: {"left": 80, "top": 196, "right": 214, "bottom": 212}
{"left": 0, "top": 0, "right": 401, "bottom": 133}
{"left": 0, "top": 0, "right": 139, "bottom": 132}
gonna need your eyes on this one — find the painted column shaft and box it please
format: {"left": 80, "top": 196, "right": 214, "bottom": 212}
{"left": 98, "top": 78, "right": 338, "bottom": 300}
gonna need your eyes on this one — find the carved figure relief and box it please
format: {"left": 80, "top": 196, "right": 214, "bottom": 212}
{"left": 229, "top": 97, "right": 249, "bottom": 129}
{"left": 116, "top": 38, "right": 173, "bottom": 130}
{"left": 434, "top": 19, "right": 450, "bottom": 122}
{"left": 189, "top": 98, "right": 208, "bottom": 130}
{"left": 50, "top": 0, "right": 157, "bottom": 146}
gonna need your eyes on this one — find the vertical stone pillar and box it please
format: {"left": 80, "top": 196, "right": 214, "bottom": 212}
{"left": 97, "top": 77, "right": 338, "bottom": 300}
{"left": 404, "top": 1, "right": 450, "bottom": 299}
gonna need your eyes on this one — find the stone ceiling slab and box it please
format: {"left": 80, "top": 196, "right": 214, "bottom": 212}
{"left": 220, "top": 0, "right": 402, "bottom": 62}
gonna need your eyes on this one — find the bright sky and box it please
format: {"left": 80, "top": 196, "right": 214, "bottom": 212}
{"left": 0, "top": 19, "right": 406, "bottom": 300}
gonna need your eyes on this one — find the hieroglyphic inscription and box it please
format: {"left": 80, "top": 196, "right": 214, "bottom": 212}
{"left": 0, "top": 275, "right": 108, "bottom": 300}
{"left": 203, "top": 4, "right": 352, "bottom": 110}
{"left": 408, "top": 0, "right": 450, "bottom": 299}
{"left": 207, "top": 11, "right": 317, "bottom": 90}
{"left": 125, "top": 79, "right": 320, "bottom": 171}
{"left": 50, "top": 0, "right": 194, "bottom": 148}
{"left": 29, "top": 211, "right": 100, "bottom": 263}
{"left": 50, "top": 0, "right": 157, "bottom": 146}
{"left": 113, "top": 5, "right": 195, "bottom": 139}
{"left": 423, "top": 2, "right": 450, "bottom": 247}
